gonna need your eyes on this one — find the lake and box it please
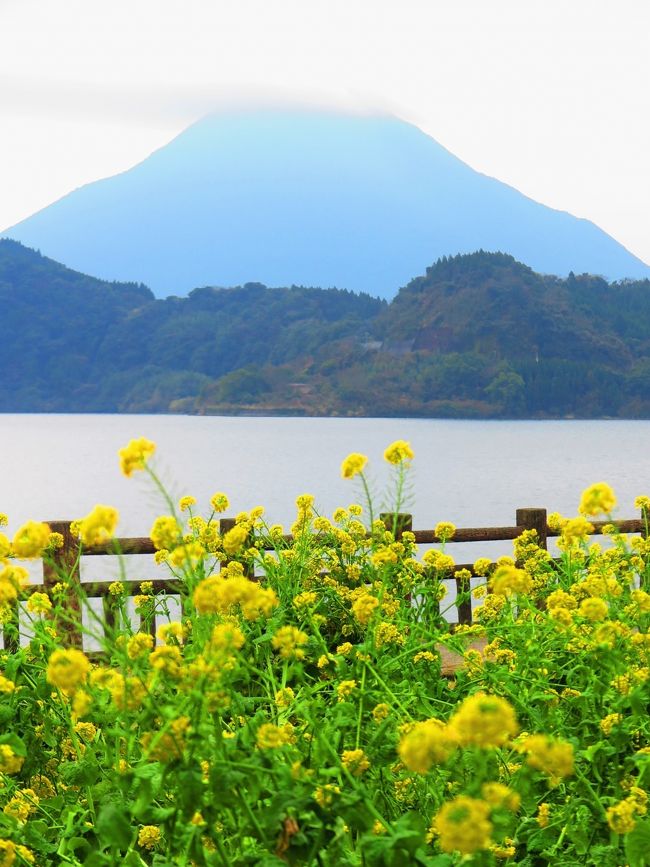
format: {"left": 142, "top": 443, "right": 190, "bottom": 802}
{"left": 2, "top": 414, "right": 648, "bottom": 534}
{"left": 2, "top": 413, "right": 648, "bottom": 629}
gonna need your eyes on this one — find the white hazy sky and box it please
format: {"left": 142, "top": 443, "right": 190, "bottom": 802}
{"left": 1, "top": 0, "right": 649, "bottom": 264}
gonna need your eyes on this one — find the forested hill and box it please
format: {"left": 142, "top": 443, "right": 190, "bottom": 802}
{"left": 0, "top": 239, "right": 383, "bottom": 412}
{"left": 3, "top": 240, "right": 650, "bottom": 417}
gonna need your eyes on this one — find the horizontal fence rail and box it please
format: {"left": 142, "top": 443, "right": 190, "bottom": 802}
{"left": 3, "top": 508, "right": 647, "bottom": 652}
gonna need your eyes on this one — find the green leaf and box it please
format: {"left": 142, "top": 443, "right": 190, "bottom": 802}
{"left": 629, "top": 689, "right": 648, "bottom": 718}
{"left": 0, "top": 706, "right": 15, "bottom": 726}
{"left": 23, "top": 819, "right": 58, "bottom": 854}
{"left": 83, "top": 854, "right": 114, "bottom": 867}
{"left": 59, "top": 757, "right": 101, "bottom": 786}
{"left": 0, "top": 733, "right": 26, "bottom": 756}
{"left": 95, "top": 803, "right": 134, "bottom": 852}
{"left": 625, "top": 819, "right": 650, "bottom": 867}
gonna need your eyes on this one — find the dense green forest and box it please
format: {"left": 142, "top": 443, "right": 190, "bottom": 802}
{"left": 2, "top": 239, "right": 650, "bottom": 417}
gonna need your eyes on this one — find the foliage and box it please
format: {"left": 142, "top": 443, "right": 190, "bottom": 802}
{"left": 4, "top": 240, "right": 650, "bottom": 416}
{"left": 1, "top": 441, "right": 650, "bottom": 863}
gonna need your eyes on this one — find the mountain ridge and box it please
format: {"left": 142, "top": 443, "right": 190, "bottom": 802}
{"left": 3, "top": 110, "right": 649, "bottom": 297}
{"left": 3, "top": 239, "right": 650, "bottom": 418}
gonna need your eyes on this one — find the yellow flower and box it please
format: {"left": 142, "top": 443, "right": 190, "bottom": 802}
{"left": 108, "top": 581, "right": 125, "bottom": 596}
{"left": 578, "top": 597, "right": 608, "bottom": 621}
{"left": 150, "top": 515, "right": 181, "bottom": 551}
{"left": 46, "top": 648, "right": 91, "bottom": 695}
{"left": 119, "top": 437, "right": 156, "bottom": 477}
{"left": 0, "top": 533, "right": 11, "bottom": 558}
{"left": 193, "top": 574, "right": 277, "bottom": 619}
{"left": 138, "top": 825, "right": 162, "bottom": 850}
{"left": 178, "top": 495, "right": 196, "bottom": 512}
{"left": 141, "top": 717, "right": 190, "bottom": 762}
{"left": 0, "top": 745, "right": 24, "bottom": 774}
{"left": 341, "top": 453, "right": 368, "bottom": 479}
{"left": 293, "top": 591, "right": 318, "bottom": 610}
{"left": 73, "top": 689, "right": 92, "bottom": 718}
{"left": 579, "top": 482, "right": 617, "bottom": 516}
{"left": 606, "top": 798, "right": 640, "bottom": 834}
{"left": 257, "top": 723, "right": 291, "bottom": 749}
{"left": 78, "top": 504, "right": 119, "bottom": 546}
{"left": 12, "top": 520, "right": 51, "bottom": 559}
{"left": 518, "top": 734, "right": 574, "bottom": 784}
{"left": 374, "top": 622, "right": 405, "bottom": 648}
{"left": 352, "top": 593, "right": 379, "bottom": 626}
{"left": 26, "top": 592, "right": 52, "bottom": 615}
{"left": 413, "top": 650, "right": 438, "bottom": 663}
{"left": 313, "top": 784, "right": 340, "bottom": 809}
{"left": 559, "top": 517, "right": 594, "bottom": 549}
{"left": 372, "top": 703, "right": 390, "bottom": 722}
{"left": 398, "top": 718, "right": 457, "bottom": 772}
{"left": 156, "top": 621, "right": 185, "bottom": 645}
{"left": 0, "top": 841, "right": 35, "bottom": 864}
{"left": 210, "top": 492, "right": 230, "bottom": 513}
{"left": 275, "top": 687, "right": 295, "bottom": 708}
{"left": 435, "top": 521, "right": 456, "bottom": 542}
{"left": 4, "top": 788, "right": 39, "bottom": 822}
{"left": 29, "top": 775, "right": 56, "bottom": 799}
{"left": 473, "top": 557, "right": 492, "bottom": 577}
{"left": 422, "top": 549, "right": 455, "bottom": 573}
{"left": 296, "top": 494, "right": 315, "bottom": 512}
{"left": 383, "top": 440, "right": 414, "bottom": 464}
{"left": 546, "top": 589, "right": 576, "bottom": 611}
{"left": 449, "top": 693, "right": 519, "bottom": 748}
{"left": 222, "top": 523, "right": 249, "bottom": 556}
{"left": 536, "top": 802, "right": 551, "bottom": 828}
{"left": 150, "top": 645, "right": 183, "bottom": 677}
{"left": 600, "top": 713, "right": 623, "bottom": 735}
{"left": 336, "top": 680, "right": 357, "bottom": 702}
{"left": 272, "top": 626, "right": 308, "bottom": 660}
{"left": 0, "top": 514, "right": 7, "bottom": 527}
{"left": 168, "top": 540, "right": 205, "bottom": 568}
{"left": 341, "top": 748, "right": 370, "bottom": 775}
{"left": 490, "top": 565, "right": 532, "bottom": 596}
{"left": 127, "top": 632, "right": 154, "bottom": 660}
{"left": 432, "top": 796, "right": 493, "bottom": 855}
{"left": 209, "top": 622, "right": 245, "bottom": 653}
{"left": 481, "top": 783, "right": 521, "bottom": 812}
{"left": 635, "top": 495, "right": 650, "bottom": 513}
{"left": 0, "top": 675, "right": 15, "bottom": 694}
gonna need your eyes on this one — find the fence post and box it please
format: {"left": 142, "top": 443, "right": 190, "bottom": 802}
{"left": 43, "top": 521, "right": 83, "bottom": 649}
{"left": 380, "top": 513, "right": 412, "bottom": 539}
{"left": 515, "top": 508, "right": 548, "bottom": 550}
{"left": 641, "top": 507, "right": 649, "bottom": 591}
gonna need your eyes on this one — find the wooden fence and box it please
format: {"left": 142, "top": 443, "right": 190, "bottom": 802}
{"left": 5, "top": 508, "right": 647, "bottom": 652}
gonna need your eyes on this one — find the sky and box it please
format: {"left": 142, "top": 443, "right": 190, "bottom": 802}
{"left": 1, "top": 0, "right": 649, "bottom": 265}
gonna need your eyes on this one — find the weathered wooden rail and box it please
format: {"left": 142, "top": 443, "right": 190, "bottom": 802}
{"left": 5, "top": 508, "right": 647, "bottom": 652}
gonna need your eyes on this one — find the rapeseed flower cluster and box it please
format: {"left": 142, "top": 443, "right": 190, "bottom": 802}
{"left": 2, "top": 448, "right": 649, "bottom": 864}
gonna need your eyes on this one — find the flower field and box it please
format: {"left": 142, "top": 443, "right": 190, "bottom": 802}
{"left": 1, "top": 439, "right": 650, "bottom": 865}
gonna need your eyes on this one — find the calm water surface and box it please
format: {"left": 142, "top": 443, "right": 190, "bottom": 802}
{"left": 2, "top": 413, "right": 649, "bottom": 533}
{"left": 2, "top": 413, "right": 649, "bottom": 604}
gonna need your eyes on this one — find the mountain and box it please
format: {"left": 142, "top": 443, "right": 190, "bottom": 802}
{"left": 3, "top": 110, "right": 649, "bottom": 298}
{"left": 4, "top": 240, "right": 650, "bottom": 418}
{"left": 0, "top": 239, "right": 383, "bottom": 412}
{"left": 199, "top": 251, "right": 650, "bottom": 419}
